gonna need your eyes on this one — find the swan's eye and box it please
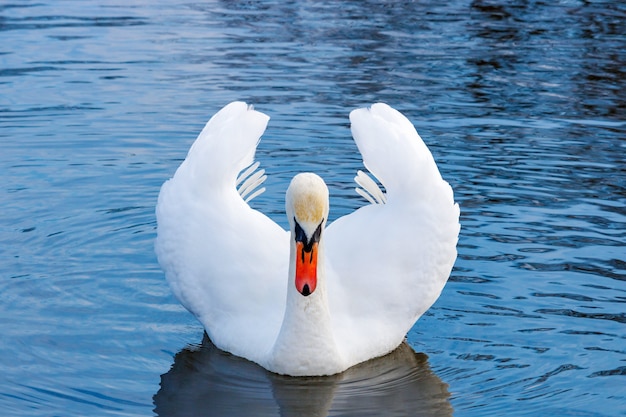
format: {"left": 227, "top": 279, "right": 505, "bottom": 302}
{"left": 294, "top": 219, "right": 307, "bottom": 244}
{"left": 311, "top": 222, "right": 322, "bottom": 245}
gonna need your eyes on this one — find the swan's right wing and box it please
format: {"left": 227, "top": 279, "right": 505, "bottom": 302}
{"left": 325, "top": 104, "right": 460, "bottom": 365}
{"left": 155, "top": 102, "right": 289, "bottom": 361}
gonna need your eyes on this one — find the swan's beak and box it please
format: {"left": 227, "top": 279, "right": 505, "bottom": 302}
{"left": 295, "top": 241, "right": 318, "bottom": 296}
{"left": 294, "top": 221, "right": 322, "bottom": 297}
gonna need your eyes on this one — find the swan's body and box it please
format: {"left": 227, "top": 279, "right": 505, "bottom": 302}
{"left": 156, "top": 102, "right": 459, "bottom": 376}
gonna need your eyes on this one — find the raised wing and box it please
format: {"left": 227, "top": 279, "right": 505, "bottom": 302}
{"left": 325, "top": 103, "right": 460, "bottom": 365}
{"left": 155, "top": 102, "right": 289, "bottom": 361}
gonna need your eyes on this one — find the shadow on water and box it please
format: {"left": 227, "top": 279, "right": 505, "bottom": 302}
{"left": 154, "top": 334, "right": 452, "bottom": 417}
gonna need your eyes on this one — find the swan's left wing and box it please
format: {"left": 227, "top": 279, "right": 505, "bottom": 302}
{"left": 155, "top": 102, "right": 289, "bottom": 361}
{"left": 325, "top": 104, "right": 460, "bottom": 365}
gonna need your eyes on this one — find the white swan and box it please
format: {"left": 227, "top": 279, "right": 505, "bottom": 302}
{"left": 155, "top": 102, "right": 460, "bottom": 376}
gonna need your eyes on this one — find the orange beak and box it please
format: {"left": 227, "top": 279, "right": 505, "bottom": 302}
{"left": 295, "top": 241, "right": 318, "bottom": 296}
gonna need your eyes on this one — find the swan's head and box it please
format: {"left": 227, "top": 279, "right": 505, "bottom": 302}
{"left": 286, "top": 173, "right": 329, "bottom": 297}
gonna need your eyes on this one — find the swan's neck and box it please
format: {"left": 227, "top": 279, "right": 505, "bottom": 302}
{"left": 269, "top": 240, "right": 343, "bottom": 376}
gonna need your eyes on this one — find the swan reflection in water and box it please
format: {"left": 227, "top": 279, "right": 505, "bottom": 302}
{"left": 154, "top": 334, "right": 453, "bottom": 417}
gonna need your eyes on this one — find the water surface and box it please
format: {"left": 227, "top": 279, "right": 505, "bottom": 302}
{"left": 1, "top": 1, "right": 625, "bottom": 416}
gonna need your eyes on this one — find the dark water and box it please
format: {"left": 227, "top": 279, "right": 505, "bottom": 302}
{"left": 154, "top": 335, "right": 452, "bottom": 417}
{"left": 1, "top": 1, "right": 625, "bottom": 416}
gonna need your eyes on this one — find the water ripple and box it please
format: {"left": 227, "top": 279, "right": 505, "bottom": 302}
{"left": 155, "top": 336, "right": 453, "bottom": 417}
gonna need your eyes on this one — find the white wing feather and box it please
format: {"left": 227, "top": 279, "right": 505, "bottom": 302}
{"left": 155, "top": 102, "right": 288, "bottom": 362}
{"left": 325, "top": 103, "right": 460, "bottom": 365}
{"left": 236, "top": 160, "right": 267, "bottom": 203}
{"left": 355, "top": 170, "right": 386, "bottom": 204}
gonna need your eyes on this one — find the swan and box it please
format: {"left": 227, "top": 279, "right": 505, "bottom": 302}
{"left": 155, "top": 101, "right": 460, "bottom": 376}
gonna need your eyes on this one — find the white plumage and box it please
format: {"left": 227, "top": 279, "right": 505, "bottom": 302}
{"left": 155, "top": 102, "right": 460, "bottom": 376}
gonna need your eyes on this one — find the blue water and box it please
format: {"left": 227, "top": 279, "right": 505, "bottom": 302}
{"left": 1, "top": 1, "right": 625, "bottom": 416}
